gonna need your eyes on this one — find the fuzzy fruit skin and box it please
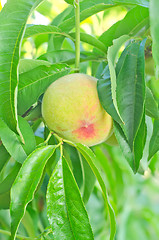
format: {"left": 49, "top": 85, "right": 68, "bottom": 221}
{"left": 42, "top": 73, "right": 112, "bottom": 146}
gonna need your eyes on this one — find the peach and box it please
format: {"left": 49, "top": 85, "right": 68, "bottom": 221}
{"left": 42, "top": 73, "right": 112, "bottom": 146}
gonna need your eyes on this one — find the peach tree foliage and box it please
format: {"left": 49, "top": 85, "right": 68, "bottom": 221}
{"left": 1, "top": 0, "right": 159, "bottom": 240}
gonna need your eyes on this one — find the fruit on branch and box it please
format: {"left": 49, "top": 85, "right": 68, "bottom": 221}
{"left": 42, "top": 73, "right": 112, "bottom": 146}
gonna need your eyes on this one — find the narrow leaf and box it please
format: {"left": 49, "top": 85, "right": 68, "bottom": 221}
{"left": 18, "top": 63, "right": 71, "bottom": 115}
{"left": 0, "top": 0, "right": 43, "bottom": 133}
{"left": 107, "top": 35, "right": 129, "bottom": 123}
{"left": 145, "top": 87, "right": 159, "bottom": 119}
{"left": 150, "top": 0, "right": 159, "bottom": 78}
{"left": 113, "top": 121, "right": 134, "bottom": 170}
{"left": 0, "top": 118, "right": 27, "bottom": 164}
{"left": 10, "top": 145, "right": 56, "bottom": 240}
{"left": 66, "top": 142, "right": 116, "bottom": 240}
{"left": 19, "top": 59, "right": 51, "bottom": 74}
{"left": 0, "top": 144, "right": 10, "bottom": 172}
{"left": 18, "top": 116, "right": 36, "bottom": 155}
{"left": 24, "top": 24, "right": 72, "bottom": 40}
{"left": 24, "top": 25, "right": 107, "bottom": 53}
{"left": 80, "top": 154, "right": 96, "bottom": 204}
{"left": 59, "top": 0, "right": 149, "bottom": 33}
{"left": 64, "top": 0, "right": 74, "bottom": 4}
{"left": 148, "top": 120, "right": 159, "bottom": 160}
{"left": 70, "top": 32, "right": 107, "bottom": 53}
{"left": 97, "top": 76, "right": 123, "bottom": 124}
{"left": 116, "top": 40, "right": 146, "bottom": 149}
{"left": 0, "top": 162, "right": 21, "bottom": 194}
{"left": 114, "top": 113, "right": 147, "bottom": 173}
{"left": 99, "top": 6, "right": 149, "bottom": 47}
{"left": 47, "top": 157, "right": 94, "bottom": 240}
{"left": 0, "top": 191, "right": 10, "bottom": 210}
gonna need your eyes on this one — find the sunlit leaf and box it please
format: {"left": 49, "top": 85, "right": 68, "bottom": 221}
{"left": 18, "top": 116, "right": 36, "bottom": 155}
{"left": 114, "top": 112, "right": 147, "bottom": 172}
{"left": 116, "top": 40, "right": 146, "bottom": 149}
{"left": 148, "top": 120, "right": 159, "bottom": 160}
{"left": 99, "top": 6, "right": 149, "bottom": 47}
{"left": 0, "top": 162, "right": 21, "bottom": 194}
{"left": 18, "top": 63, "right": 71, "bottom": 115}
{"left": 150, "top": 0, "right": 159, "bottom": 78}
{"left": 64, "top": 0, "right": 74, "bottom": 5}
{"left": 47, "top": 156, "right": 94, "bottom": 240}
{"left": 80, "top": 154, "right": 96, "bottom": 204}
{"left": 0, "top": 144, "right": 10, "bottom": 173}
{"left": 0, "top": 0, "right": 43, "bottom": 134}
{"left": 10, "top": 145, "right": 56, "bottom": 240}
{"left": 0, "top": 118, "right": 27, "bottom": 164}
{"left": 97, "top": 76, "right": 122, "bottom": 123}
{"left": 145, "top": 87, "right": 159, "bottom": 119}
{"left": 108, "top": 35, "right": 129, "bottom": 124}
{"left": 65, "top": 141, "right": 116, "bottom": 240}
{"left": 19, "top": 59, "right": 51, "bottom": 74}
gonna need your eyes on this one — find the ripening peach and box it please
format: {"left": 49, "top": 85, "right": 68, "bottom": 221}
{"left": 42, "top": 73, "right": 112, "bottom": 146}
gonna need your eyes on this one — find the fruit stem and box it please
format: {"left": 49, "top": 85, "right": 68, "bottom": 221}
{"left": 74, "top": 0, "right": 80, "bottom": 72}
{"left": 53, "top": 132, "right": 63, "bottom": 143}
{"left": 45, "top": 131, "right": 53, "bottom": 144}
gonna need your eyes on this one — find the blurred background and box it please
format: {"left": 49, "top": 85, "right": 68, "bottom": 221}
{"left": 1, "top": 0, "right": 159, "bottom": 239}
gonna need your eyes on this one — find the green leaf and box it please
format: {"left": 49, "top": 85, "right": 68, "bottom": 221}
{"left": 0, "top": 0, "right": 43, "bottom": 133}
{"left": 59, "top": 0, "right": 149, "bottom": 33}
{"left": 150, "top": 0, "right": 159, "bottom": 78}
{"left": 24, "top": 24, "right": 107, "bottom": 53}
{"left": 113, "top": 0, "right": 149, "bottom": 7}
{"left": 18, "top": 63, "right": 71, "bottom": 115}
{"left": 113, "top": 121, "right": 134, "bottom": 170}
{"left": 18, "top": 116, "right": 36, "bottom": 155}
{"left": 114, "top": 113, "right": 147, "bottom": 172}
{"left": 0, "top": 191, "right": 10, "bottom": 210}
{"left": 24, "top": 24, "right": 73, "bottom": 40}
{"left": 66, "top": 142, "right": 116, "bottom": 240}
{"left": 39, "top": 50, "right": 105, "bottom": 66}
{"left": 80, "top": 154, "right": 96, "bottom": 204}
{"left": 0, "top": 162, "right": 21, "bottom": 195}
{"left": 133, "top": 111, "right": 147, "bottom": 170}
{"left": 107, "top": 35, "right": 130, "bottom": 123}
{"left": 0, "top": 144, "right": 10, "bottom": 173}
{"left": 46, "top": 157, "right": 94, "bottom": 240}
{"left": 0, "top": 118, "right": 27, "bottom": 164}
{"left": 99, "top": 6, "right": 149, "bottom": 47}
{"left": 49, "top": 0, "right": 149, "bottom": 51}
{"left": 19, "top": 59, "right": 51, "bottom": 74}
{"left": 70, "top": 32, "right": 107, "bottom": 53}
{"left": 116, "top": 40, "right": 146, "bottom": 149}
{"left": 64, "top": 0, "right": 74, "bottom": 4}
{"left": 93, "top": 145, "right": 117, "bottom": 202}
{"left": 148, "top": 120, "right": 159, "bottom": 160}
{"left": 63, "top": 144, "right": 83, "bottom": 189}
{"left": 97, "top": 70, "right": 123, "bottom": 124}
{"left": 145, "top": 87, "right": 159, "bottom": 119}
{"left": 10, "top": 145, "right": 56, "bottom": 240}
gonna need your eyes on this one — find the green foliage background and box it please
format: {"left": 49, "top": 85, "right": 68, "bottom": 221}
{"left": 0, "top": 0, "right": 159, "bottom": 240}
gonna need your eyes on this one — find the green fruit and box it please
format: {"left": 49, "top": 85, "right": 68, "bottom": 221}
{"left": 42, "top": 73, "right": 112, "bottom": 146}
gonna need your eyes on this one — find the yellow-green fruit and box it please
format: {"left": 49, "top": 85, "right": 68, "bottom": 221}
{"left": 42, "top": 73, "right": 112, "bottom": 146}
